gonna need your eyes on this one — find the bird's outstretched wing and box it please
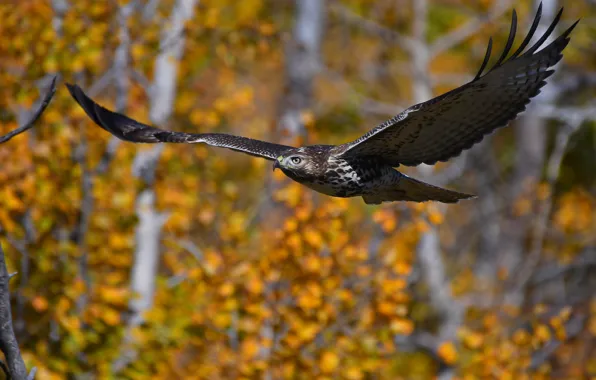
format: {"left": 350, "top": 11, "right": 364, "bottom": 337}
{"left": 66, "top": 84, "right": 295, "bottom": 161}
{"left": 338, "top": 5, "right": 578, "bottom": 167}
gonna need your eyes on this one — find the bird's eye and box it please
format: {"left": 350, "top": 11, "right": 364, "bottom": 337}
{"left": 290, "top": 157, "right": 302, "bottom": 165}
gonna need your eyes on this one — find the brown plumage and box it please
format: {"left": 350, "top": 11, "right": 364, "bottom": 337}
{"left": 67, "top": 5, "right": 577, "bottom": 204}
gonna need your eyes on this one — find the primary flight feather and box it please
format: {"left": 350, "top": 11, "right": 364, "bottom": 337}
{"left": 67, "top": 5, "right": 577, "bottom": 204}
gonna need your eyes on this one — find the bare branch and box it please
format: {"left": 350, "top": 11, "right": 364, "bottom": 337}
{"left": 394, "top": 331, "right": 452, "bottom": 371}
{"left": 531, "top": 249, "right": 596, "bottom": 286}
{"left": 529, "top": 314, "right": 586, "bottom": 370}
{"left": 329, "top": 2, "right": 414, "bottom": 53}
{"left": 429, "top": 0, "right": 513, "bottom": 58}
{"left": 0, "top": 240, "right": 29, "bottom": 379}
{"left": 27, "top": 367, "right": 37, "bottom": 380}
{"left": 535, "top": 104, "right": 596, "bottom": 124}
{"left": 0, "top": 76, "right": 57, "bottom": 144}
{"left": 513, "top": 119, "right": 583, "bottom": 294}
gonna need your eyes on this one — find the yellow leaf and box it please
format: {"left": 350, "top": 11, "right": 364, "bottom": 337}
{"left": 428, "top": 210, "right": 444, "bottom": 225}
{"left": 463, "top": 331, "right": 484, "bottom": 349}
{"left": 344, "top": 366, "right": 363, "bottom": 380}
{"left": 219, "top": 282, "right": 235, "bottom": 297}
{"left": 438, "top": 342, "right": 458, "bottom": 365}
{"left": 297, "top": 324, "right": 318, "bottom": 341}
{"left": 246, "top": 276, "right": 264, "bottom": 294}
{"left": 303, "top": 228, "right": 323, "bottom": 248}
{"left": 284, "top": 218, "right": 298, "bottom": 232}
{"left": 241, "top": 338, "right": 260, "bottom": 358}
{"left": 415, "top": 220, "right": 429, "bottom": 232}
{"left": 301, "top": 111, "right": 315, "bottom": 128}
{"left": 393, "top": 261, "right": 412, "bottom": 276}
{"left": 320, "top": 351, "right": 339, "bottom": 373}
{"left": 99, "top": 286, "right": 128, "bottom": 305}
{"left": 390, "top": 318, "right": 414, "bottom": 335}
{"left": 378, "top": 301, "right": 395, "bottom": 316}
{"left": 513, "top": 329, "right": 530, "bottom": 346}
{"left": 381, "top": 217, "right": 396, "bottom": 233}
{"left": 102, "top": 308, "right": 120, "bottom": 326}
{"left": 535, "top": 324, "right": 551, "bottom": 343}
{"left": 203, "top": 250, "right": 222, "bottom": 275}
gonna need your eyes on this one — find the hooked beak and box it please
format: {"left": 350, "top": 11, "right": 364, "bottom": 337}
{"left": 273, "top": 156, "right": 284, "bottom": 171}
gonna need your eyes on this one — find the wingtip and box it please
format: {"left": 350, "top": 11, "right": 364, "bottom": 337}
{"left": 474, "top": 37, "right": 493, "bottom": 81}
{"left": 65, "top": 82, "right": 82, "bottom": 102}
{"left": 65, "top": 83, "right": 110, "bottom": 130}
{"left": 492, "top": 9, "right": 518, "bottom": 68}
{"left": 522, "top": 5, "right": 565, "bottom": 57}
{"left": 565, "top": 19, "right": 580, "bottom": 36}
{"left": 453, "top": 193, "right": 477, "bottom": 203}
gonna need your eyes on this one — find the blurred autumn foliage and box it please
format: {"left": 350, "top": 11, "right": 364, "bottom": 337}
{"left": 1, "top": 0, "right": 596, "bottom": 379}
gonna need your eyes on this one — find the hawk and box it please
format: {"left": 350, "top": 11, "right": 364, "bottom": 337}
{"left": 67, "top": 5, "right": 577, "bottom": 204}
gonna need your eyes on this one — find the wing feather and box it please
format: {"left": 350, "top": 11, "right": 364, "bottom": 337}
{"left": 66, "top": 84, "right": 294, "bottom": 161}
{"left": 510, "top": 3, "right": 543, "bottom": 59}
{"left": 493, "top": 10, "right": 517, "bottom": 68}
{"left": 474, "top": 37, "right": 493, "bottom": 81}
{"left": 337, "top": 6, "right": 578, "bottom": 167}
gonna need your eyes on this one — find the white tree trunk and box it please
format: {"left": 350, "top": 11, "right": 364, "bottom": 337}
{"left": 501, "top": 0, "right": 558, "bottom": 306}
{"left": 128, "top": 0, "right": 198, "bottom": 327}
{"left": 113, "top": 0, "right": 198, "bottom": 372}
{"left": 277, "top": 0, "right": 325, "bottom": 138}
{"left": 411, "top": 3, "right": 463, "bottom": 374}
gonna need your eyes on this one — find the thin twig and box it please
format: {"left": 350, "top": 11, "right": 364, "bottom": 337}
{"left": 513, "top": 120, "right": 583, "bottom": 295}
{"left": 530, "top": 249, "right": 596, "bottom": 286}
{"left": 0, "top": 76, "right": 57, "bottom": 144}
{"left": 329, "top": 2, "right": 414, "bottom": 53}
{"left": 529, "top": 314, "right": 586, "bottom": 370}
{"left": 429, "top": 0, "right": 513, "bottom": 58}
{"left": 26, "top": 367, "right": 37, "bottom": 380}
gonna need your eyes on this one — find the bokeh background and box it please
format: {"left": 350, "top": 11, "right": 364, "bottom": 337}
{"left": 1, "top": 0, "right": 595, "bottom": 378}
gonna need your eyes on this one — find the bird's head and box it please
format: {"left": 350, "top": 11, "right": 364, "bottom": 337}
{"left": 273, "top": 149, "right": 316, "bottom": 178}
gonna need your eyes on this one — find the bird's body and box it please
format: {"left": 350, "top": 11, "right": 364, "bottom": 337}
{"left": 275, "top": 145, "right": 469, "bottom": 203}
{"left": 278, "top": 147, "right": 391, "bottom": 198}
{"left": 67, "top": 4, "right": 577, "bottom": 205}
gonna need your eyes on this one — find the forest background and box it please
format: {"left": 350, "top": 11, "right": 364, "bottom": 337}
{"left": 0, "top": 0, "right": 595, "bottom": 378}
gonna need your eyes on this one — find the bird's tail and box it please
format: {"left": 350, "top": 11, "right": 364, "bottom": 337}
{"left": 362, "top": 174, "right": 475, "bottom": 205}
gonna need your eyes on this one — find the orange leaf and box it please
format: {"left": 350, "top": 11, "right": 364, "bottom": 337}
{"left": 32, "top": 296, "right": 48, "bottom": 312}
{"left": 320, "top": 351, "right": 339, "bottom": 373}
{"left": 438, "top": 342, "right": 458, "bottom": 365}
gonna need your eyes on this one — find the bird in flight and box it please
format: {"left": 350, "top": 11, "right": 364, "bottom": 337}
{"left": 67, "top": 5, "right": 577, "bottom": 204}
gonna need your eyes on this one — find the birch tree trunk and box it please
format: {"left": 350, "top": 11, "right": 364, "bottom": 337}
{"left": 259, "top": 1, "right": 325, "bottom": 375}
{"left": 263, "top": 0, "right": 325, "bottom": 217}
{"left": 277, "top": 0, "right": 325, "bottom": 140}
{"left": 411, "top": 0, "right": 463, "bottom": 351}
{"left": 113, "top": 0, "right": 198, "bottom": 372}
{"left": 128, "top": 0, "right": 198, "bottom": 329}
{"left": 501, "top": 0, "right": 558, "bottom": 306}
